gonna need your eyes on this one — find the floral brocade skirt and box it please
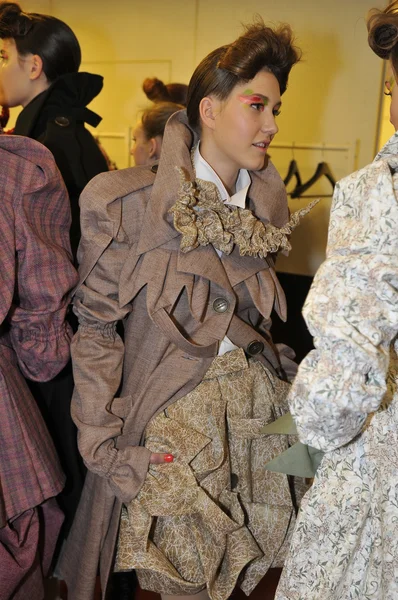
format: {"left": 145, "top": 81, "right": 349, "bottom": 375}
{"left": 115, "top": 349, "right": 306, "bottom": 600}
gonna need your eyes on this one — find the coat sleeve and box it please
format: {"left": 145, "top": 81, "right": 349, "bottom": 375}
{"left": 10, "top": 158, "right": 78, "bottom": 381}
{"left": 289, "top": 170, "right": 398, "bottom": 452}
{"left": 70, "top": 175, "right": 151, "bottom": 503}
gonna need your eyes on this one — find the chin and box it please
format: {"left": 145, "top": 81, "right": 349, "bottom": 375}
{"left": 244, "top": 157, "right": 267, "bottom": 172}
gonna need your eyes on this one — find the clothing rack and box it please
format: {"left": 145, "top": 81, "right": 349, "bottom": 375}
{"left": 94, "top": 133, "right": 361, "bottom": 173}
{"left": 270, "top": 140, "right": 360, "bottom": 172}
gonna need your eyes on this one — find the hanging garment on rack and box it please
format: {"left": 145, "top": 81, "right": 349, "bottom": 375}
{"left": 283, "top": 159, "right": 302, "bottom": 191}
{"left": 291, "top": 162, "right": 336, "bottom": 198}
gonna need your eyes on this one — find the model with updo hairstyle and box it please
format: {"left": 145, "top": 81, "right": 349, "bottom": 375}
{"left": 0, "top": 1, "right": 108, "bottom": 257}
{"left": 143, "top": 76, "right": 188, "bottom": 106}
{"left": 0, "top": 1, "right": 81, "bottom": 80}
{"left": 275, "top": 2, "right": 398, "bottom": 599}
{"left": 131, "top": 101, "right": 184, "bottom": 166}
{"left": 58, "top": 19, "right": 311, "bottom": 600}
{"left": 367, "top": 0, "right": 398, "bottom": 68}
{"left": 187, "top": 21, "right": 300, "bottom": 129}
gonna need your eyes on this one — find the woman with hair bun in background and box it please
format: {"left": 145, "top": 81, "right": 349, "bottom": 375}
{"left": 131, "top": 101, "right": 184, "bottom": 166}
{"left": 276, "top": 2, "right": 398, "bottom": 599}
{"left": 143, "top": 76, "right": 188, "bottom": 106}
{"left": 0, "top": 1, "right": 108, "bottom": 257}
{"left": 58, "top": 19, "right": 315, "bottom": 600}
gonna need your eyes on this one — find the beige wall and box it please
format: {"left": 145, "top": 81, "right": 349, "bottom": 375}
{"left": 9, "top": 0, "right": 386, "bottom": 274}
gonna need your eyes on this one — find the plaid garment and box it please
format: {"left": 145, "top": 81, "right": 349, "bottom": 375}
{"left": 0, "top": 135, "right": 78, "bottom": 524}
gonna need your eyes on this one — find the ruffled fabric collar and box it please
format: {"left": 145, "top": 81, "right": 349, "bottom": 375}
{"left": 136, "top": 110, "right": 292, "bottom": 256}
{"left": 169, "top": 166, "right": 319, "bottom": 259}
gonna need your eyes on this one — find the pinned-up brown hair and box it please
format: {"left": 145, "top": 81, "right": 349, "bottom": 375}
{"left": 141, "top": 101, "right": 184, "bottom": 140}
{"left": 0, "top": 2, "right": 81, "bottom": 82}
{"left": 143, "top": 77, "right": 188, "bottom": 106}
{"left": 367, "top": 1, "right": 398, "bottom": 73}
{"left": 187, "top": 19, "right": 301, "bottom": 130}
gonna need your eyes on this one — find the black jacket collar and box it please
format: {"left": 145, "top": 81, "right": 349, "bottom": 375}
{"left": 14, "top": 72, "right": 104, "bottom": 138}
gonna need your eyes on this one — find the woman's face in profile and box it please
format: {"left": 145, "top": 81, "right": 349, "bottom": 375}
{"left": 0, "top": 38, "right": 32, "bottom": 108}
{"left": 130, "top": 121, "right": 154, "bottom": 166}
{"left": 385, "top": 63, "right": 398, "bottom": 131}
{"left": 201, "top": 70, "right": 282, "bottom": 175}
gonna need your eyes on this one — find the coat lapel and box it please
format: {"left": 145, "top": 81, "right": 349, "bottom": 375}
{"left": 248, "top": 162, "right": 290, "bottom": 228}
{"left": 177, "top": 243, "right": 232, "bottom": 293}
{"left": 136, "top": 111, "right": 197, "bottom": 255}
{"left": 135, "top": 109, "right": 290, "bottom": 295}
{"left": 220, "top": 245, "right": 270, "bottom": 288}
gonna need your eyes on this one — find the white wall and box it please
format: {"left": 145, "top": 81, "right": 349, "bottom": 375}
{"left": 11, "top": 0, "right": 386, "bottom": 274}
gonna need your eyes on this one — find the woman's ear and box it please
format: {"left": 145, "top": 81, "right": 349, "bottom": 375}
{"left": 199, "top": 96, "right": 220, "bottom": 131}
{"left": 29, "top": 54, "right": 45, "bottom": 81}
{"left": 148, "top": 137, "right": 159, "bottom": 159}
{"left": 151, "top": 135, "right": 163, "bottom": 160}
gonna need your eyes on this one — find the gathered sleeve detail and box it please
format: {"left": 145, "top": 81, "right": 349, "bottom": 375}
{"left": 9, "top": 160, "right": 78, "bottom": 381}
{"left": 289, "top": 168, "right": 398, "bottom": 451}
{"left": 71, "top": 180, "right": 151, "bottom": 502}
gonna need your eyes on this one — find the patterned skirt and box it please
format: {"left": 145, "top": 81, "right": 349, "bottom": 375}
{"left": 115, "top": 349, "right": 305, "bottom": 600}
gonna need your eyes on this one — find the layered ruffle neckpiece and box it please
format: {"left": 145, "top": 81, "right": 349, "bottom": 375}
{"left": 170, "top": 166, "right": 319, "bottom": 258}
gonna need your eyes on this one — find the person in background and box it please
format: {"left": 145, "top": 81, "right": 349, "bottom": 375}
{"left": 0, "top": 0, "right": 108, "bottom": 544}
{"left": 143, "top": 76, "right": 188, "bottom": 106}
{"left": 0, "top": 133, "right": 77, "bottom": 600}
{"left": 276, "top": 2, "right": 398, "bottom": 598}
{"left": 57, "top": 19, "right": 314, "bottom": 600}
{"left": 130, "top": 101, "right": 184, "bottom": 167}
{"left": 0, "top": 1, "right": 109, "bottom": 258}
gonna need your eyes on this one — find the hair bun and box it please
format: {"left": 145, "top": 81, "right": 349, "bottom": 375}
{"left": 368, "top": 9, "right": 398, "bottom": 59}
{"left": 0, "top": 1, "right": 22, "bottom": 17}
{"left": 373, "top": 22, "right": 398, "bottom": 54}
{"left": 0, "top": 2, "right": 33, "bottom": 36}
{"left": 142, "top": 77, "right": 170, "bottom": 102}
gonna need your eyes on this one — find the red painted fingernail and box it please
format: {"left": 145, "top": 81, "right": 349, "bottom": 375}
{"left": 164, "top": 454, "right": 174, "bottom": 463}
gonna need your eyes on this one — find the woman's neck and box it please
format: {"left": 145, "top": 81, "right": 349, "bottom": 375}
{"left": 199, "top": 138, "right": 239, "bottom": 195}
{"left": 21, "top": 78, "right": 50, "bottom": 109}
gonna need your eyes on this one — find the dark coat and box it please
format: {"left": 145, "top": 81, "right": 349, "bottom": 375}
{"left": 14, "top": 72, "right": 109, "bottom": 257}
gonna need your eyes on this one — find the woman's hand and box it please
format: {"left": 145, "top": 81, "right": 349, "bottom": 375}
{"left": 150, "top": 453, "right": 174, "bottom": 464}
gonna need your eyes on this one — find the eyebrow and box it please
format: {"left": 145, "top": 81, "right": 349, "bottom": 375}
{"left": 239, "top": 91, "right": 282, "bottom": 106}
{"left": 248, "top": 93, "right": 268, "bottom": 101}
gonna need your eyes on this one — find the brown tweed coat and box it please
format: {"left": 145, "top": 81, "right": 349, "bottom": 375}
{"left": 58, "top": 110, "right": 297, "bottom": 599}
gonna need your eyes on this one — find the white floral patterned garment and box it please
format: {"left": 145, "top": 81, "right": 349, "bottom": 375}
{"left": 276, "top": 132, "right": 398, "bottom": 600}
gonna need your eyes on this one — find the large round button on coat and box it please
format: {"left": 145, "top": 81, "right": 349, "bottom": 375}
{"left": 246, "top": 340, "right": 265, "bottom": 356}
{"left": 54, "top": 116, "right": 70, "bottom": 127}
{"left": 212, "top": 297, "right": 229, "bottom": 313}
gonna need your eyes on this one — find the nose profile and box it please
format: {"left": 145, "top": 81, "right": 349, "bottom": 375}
{"left": 261, "top": 112, "right": 278, "bottom": 136}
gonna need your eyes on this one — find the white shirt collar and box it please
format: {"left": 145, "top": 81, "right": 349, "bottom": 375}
{"left": 193, "top": 144, "right": 251, "bottom": 209}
